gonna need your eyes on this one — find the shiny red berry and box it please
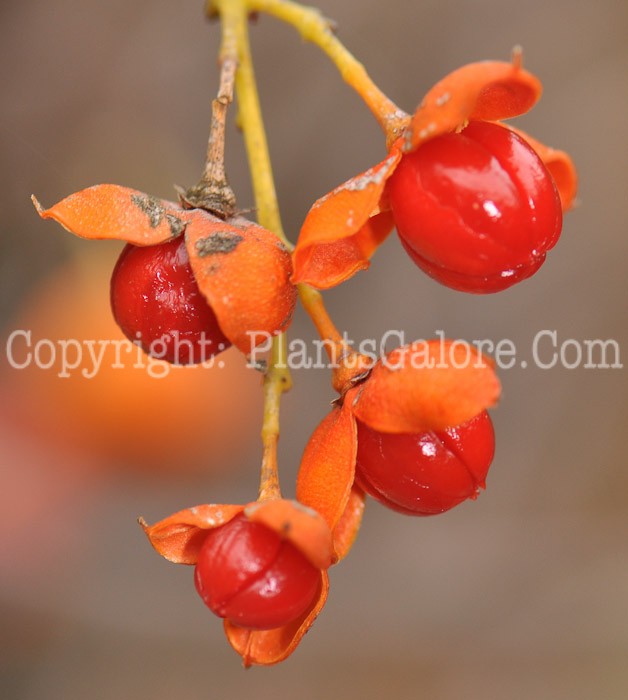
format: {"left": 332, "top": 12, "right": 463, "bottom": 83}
{"left": 194, "top": 513, "right": 321, "bottom": 630}
{"left": 354, "top": 410, "right": 495, "bottom": 516}
{"left": 110, "top": 236, "right": 231, "bottom": 364}
{"left": 388, "top": 121, "right": 562, "bottom": 293}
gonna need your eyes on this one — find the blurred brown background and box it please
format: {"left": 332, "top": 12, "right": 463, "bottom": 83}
{"left": 1, "top": 0, "right": 627, "bottom": 698}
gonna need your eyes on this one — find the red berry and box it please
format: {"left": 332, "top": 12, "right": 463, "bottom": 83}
{"left": 194, "top": 513, "right": 321, "bottom": 630}
{"left": 388, "top": 121, "right": 562, "bottom": 293}
{"left": 110, "top": 236, "right": 231, "bottom": 364}
{"left": 354, "top": 411, "right": 495, "bottom": 516}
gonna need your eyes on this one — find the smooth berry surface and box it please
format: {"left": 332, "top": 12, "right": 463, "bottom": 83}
{"left": 110, "top": 236, "right": 230, "bottom": 364}
{"left": 354, "top": 411, "right": 495, "bottom": 515}
{"left": 194, "top": 513, "right": 320, "bottom": 630}
{"left": 388, "top": 121, "right": 562, "bottom": 293}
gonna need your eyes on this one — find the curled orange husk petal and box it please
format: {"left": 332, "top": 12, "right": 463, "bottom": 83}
{"left": 185, "top": 213, "right": 297, "bottom": 354}
{"left": 330, "top": 484, "right": 365, "bottom": 562}
{"left": 244, "top": 499, "right": 334, "bottom": 570}
{"left": 296, "top": 393, "right": 359, "bottom": 559}
{"left": 32, "top": 185, "right": 191, "bottom": 244}
{"left": 292, "top": 210, "right": 395, "bottom": 289}
{"left": 292, "top": 143, "right": 402, "bottom": 288}
{"left": 503, "top": 125, "right": 578, "bottom": 210}
{"left": 405, "top": 60, "right": 542, "bottom": 152}
{"left": 352, "top": 340, "right": 501, "bottom": 433}
{"left": 139, "top": 504, "right": 245, "bottom": 565}
{"left": 224, "top": 571, "right": 329, "bottom": 667}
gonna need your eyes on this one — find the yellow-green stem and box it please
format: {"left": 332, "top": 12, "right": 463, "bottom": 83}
{"left": 298, "top": 283, "right": 372, "bottom": 395}
{"left": 297, "top": 283, "right": 343, "bottom": 350}
{"left": 245, "top": 0, "right": 410, "bottom": 147}
{"left": 212, "top": 0, "right": 292, "bottom": 501}
{"left": 259, "top": 334, "right": 291, "bottom": 501}
{"left": 211, "top": 0, "right": 290, "bottom": 246}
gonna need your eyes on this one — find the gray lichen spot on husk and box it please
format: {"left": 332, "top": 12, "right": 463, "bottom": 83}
{"left": 131, "top": 194, "right": 185, "bottom": 237}
{"left": 165, "top": 213, "right": 185, "bottom": 236}
{"left": 131, "top": 193, "right": 166, "bottom": 228}
{"left": 195, "top": 231, "right": 244, "bottom": 257}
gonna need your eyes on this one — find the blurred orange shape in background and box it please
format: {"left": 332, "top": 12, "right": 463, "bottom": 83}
{"left": 0, "top": 248, "right": 262, "bottom": 474}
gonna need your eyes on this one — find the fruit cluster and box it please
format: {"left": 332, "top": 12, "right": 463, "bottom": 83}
{"left": 34, "top": 0, "right": 576, "bottom": 668}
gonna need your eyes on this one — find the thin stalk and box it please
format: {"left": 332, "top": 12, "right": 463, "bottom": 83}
{"left": 245, "top": 0, "right": 410, "bottom": 147}
{"left": 298, "top": 283, "right": 372, "bottom": 395}
{"left": 212, "top": 0, "right": 292, "bottom": 500}
{"left": 182, "top": 27, "right": 238, "bottom": 215}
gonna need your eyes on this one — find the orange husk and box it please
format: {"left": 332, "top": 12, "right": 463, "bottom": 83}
{"left": 292, "top": 144, "right": 402, "bottom": 288}
{"left": 503, "top": 124, "right": 578, "bottom": 210}
{"left": 296, "top": 393, "right": 359, "bottom": 559}
{"left": 243, "top": 499, "right": 334, "bottom": 570}
{"left": 404, "top": 60, "right": 542, "bottom": 152}
{"left": 185, "top": 213, "right": 297, "bottom": 354}
{"left": 292, "top": 210, "right": 395, "bottom": 289}
{"left": 32, "top": 185, "right": 190, "bottom": 244}
{"left": 224, "top": 571, "right": 329, "bottom": 667}
{"left": 351, "top": 340, "right": 501, "bottom": 433}
{"left": 139, "top": 503, "right": 244, "bottom": 565}
{"left": 331, "top": 484, "right": 366, "bottom": 562}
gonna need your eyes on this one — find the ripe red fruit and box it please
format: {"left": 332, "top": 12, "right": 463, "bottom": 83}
{"left": 354, "top": 410, "right": 495, "bottom": 516}
{"left": 194, "top": 513, "right": 321, "bottom": 630}
{"left": 388, "top": 121, "right": 562, "bottom": 293}
{"left": 110, "top": 236, "right": 231, "bottom": 364}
